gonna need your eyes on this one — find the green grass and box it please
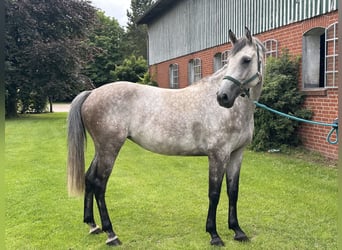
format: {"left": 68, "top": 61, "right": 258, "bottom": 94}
{"left": 5, "top": 113, "right": 337, "bottom": 249}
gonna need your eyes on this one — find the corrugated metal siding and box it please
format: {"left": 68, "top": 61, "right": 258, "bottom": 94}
{"left": 147, "top": 0, "right": 338, "bottom": 65}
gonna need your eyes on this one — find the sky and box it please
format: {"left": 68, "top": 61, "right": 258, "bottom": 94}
{"left": 90, "top": 0, "right": 131, "bottom": 27}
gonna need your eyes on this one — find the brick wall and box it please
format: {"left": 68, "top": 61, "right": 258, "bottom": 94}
{"left": 298, "top": 89, "right": 338, "bottom": 159}
{"left": 149, "top": 11, "right": 338, "bottom": 160}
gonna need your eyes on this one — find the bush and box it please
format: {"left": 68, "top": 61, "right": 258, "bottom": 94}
{"left": 251, "top": 49, "right": 312, "bottom": 151}
{"left": 139, "top": 71, "right": 158, "bottom": 86}
{"left": 111, "top": 54, "right": 148, "bottom": 83}
{"left": 18, "top": 88, "right": 47, "bottom": 114}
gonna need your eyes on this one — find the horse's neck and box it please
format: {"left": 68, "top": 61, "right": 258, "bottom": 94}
{"left": 250, "top": 58, "right": 264, "bottom": 102}
{"left": 250, "top": 82, "right": 263, "bottom": 102}
{"left": 251, "top": 48, "right": 265, "bottom": 102}
{"left": 209, "top": 67, "right": 228, "bottom": 90}
{"left": 238, "top": 82, "right": 263, "bottom": 119}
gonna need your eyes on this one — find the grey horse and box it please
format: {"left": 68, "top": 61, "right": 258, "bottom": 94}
{"left": 67, "top": 27, "right": 265, "bottom": 246}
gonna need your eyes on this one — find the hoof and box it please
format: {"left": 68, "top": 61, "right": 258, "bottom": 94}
{"left": 234, "top": 233, "right": 249, "bottom": 242}
{"left": 89, "top": 225, "right": 102, "bottom": 235}
{"left": 106, "top": 236, "right": 122, "bottom": 246}
{"left": 210, "top": 236, "right": 225, "bottom": 246}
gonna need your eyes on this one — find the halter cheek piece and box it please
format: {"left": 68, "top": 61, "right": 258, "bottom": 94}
{"left": 223, "top": 45, "right": 262, "bottom": 98}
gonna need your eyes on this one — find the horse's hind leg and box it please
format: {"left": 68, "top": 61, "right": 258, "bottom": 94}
{"left": 84, "top": 157, "right": 102, "bottom": 234}
{"left": 85, "top": 141, "right": 124, "bottom": 246}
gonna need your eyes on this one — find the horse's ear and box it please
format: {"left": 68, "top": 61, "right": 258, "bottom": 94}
{"left": 229, "top": 29, "right": 237, "bottom": 44}
{"left": 245, "top": 26, "right": 253, "bottom": 43}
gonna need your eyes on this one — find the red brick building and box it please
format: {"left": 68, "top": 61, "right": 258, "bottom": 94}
{"left": 139, "top": 0, "right": 338, "bottom": 160}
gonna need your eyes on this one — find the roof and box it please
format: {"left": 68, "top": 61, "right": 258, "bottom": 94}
{"left": 137, "top": 0, "right": 181, "bottom": 25}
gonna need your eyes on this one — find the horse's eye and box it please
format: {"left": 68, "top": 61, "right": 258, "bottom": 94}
{"left": 242, "top": 57, "right": 251, "bottom": 64}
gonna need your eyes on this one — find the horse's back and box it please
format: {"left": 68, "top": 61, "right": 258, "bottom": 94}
{"left": 80, "top": 82, "right": 211, "bottom": 155}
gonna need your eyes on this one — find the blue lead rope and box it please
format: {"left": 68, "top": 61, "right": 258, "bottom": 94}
{"left": 253, "top": 101, "right": 338, "bottom": 145}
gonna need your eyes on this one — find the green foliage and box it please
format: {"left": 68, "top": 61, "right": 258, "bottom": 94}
{"left": 139, "top": 71, "right": 158, "bottom": 86}
{"left": 5, "top": 0, "right": 97, "bottom": 117}
{"left": 18, "top": 87, "right": 47, "bottom": 113}
{"left": 251, "top": 50, "right": 312, "bottom": 151}
{"left": 5, "top": 113, "right": 337, "bottom": 249}
{"left": 111, "top": 54, "right": 148, "bottom": 83}
{"left": 5, "top": 0, "right": 156, "bottom": 117}
{"left": 83, "top": 11, "right": 125, "bottom": 87}
{"left": 83, "top": 1, "right": 154, "bottom": 87}
{"left": 125, "top": 0, "right": 154, "bottom": 59}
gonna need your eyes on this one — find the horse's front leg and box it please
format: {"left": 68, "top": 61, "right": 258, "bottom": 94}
{"left": 226, "top": 148, "right": 248, "bottom": 241}
{"left": 206, "top": 153, "right": 226, "bottom": 246}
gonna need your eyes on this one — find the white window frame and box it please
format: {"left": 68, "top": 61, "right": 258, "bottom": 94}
{"left": 169, "top": 64, "right": 179, "bottom": 89}
{"left": 221, "top": 50, "right": 230, "bottom": 67}
{"left": 213, "top": 53, "right": 222, "bottom": 72}
{"left": 263, "top": 39, "right": 278, "bottom": 59}
{"left": 325, "top": 22, "right": 338, "bottom": 88}
{"left": 188, "top": 58, "right": 201, "bottom": 85}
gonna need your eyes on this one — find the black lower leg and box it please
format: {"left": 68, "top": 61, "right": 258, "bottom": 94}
{"left": 84, "top": 189, "right": 102, "bottom": 234}
{"left": 84, "top": 167, "right": 101, "bottom": 234}
{"left": 206, "top": 191, "right": 224, "bottom": 246}
{"left": 206, "top": 163, "right": 225, "bottom": 247}
{"left": 94, "top": 178, "right": 122, "bottom": 246}
{"left": 227, "top": 173, "right": 248, "bottom": 241}
{"left": 83, "top": 183, "right": 95, "bottom": 224}
{"left": 228, "top": 205, "right": 248, "bottom": 241}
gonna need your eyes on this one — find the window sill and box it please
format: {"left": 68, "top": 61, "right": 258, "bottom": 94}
{"left": 301, "top": 88, "right": 327, "bottom": 96}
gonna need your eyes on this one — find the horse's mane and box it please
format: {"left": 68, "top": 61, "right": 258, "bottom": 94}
{"left": 231, "top": 37, "right": 266, "bottom": 56}
{"left": 209, "top": 64, "right": 229, "bottom": 83}
{"left": 188, "top": 64, "right": 228, "bottom": 87}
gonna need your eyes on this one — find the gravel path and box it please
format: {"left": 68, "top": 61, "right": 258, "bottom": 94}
{"left": 53, "top": 103, "right": 70, "bottom": 112}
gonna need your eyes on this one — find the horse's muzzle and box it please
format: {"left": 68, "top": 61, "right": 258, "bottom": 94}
{"left": 217, "top": 92, "right": 234, "bottom": 108}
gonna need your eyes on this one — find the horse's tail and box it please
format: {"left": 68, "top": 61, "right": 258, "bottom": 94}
{"left": 67, "top": 90, "right": 92, "bottom": 197}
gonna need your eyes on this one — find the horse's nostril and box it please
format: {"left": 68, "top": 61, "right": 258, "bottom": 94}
{"left": 217, "top": 92, "right": 233, "bottom": 108}
{"left": 217, "top": 93, "right": 229, "bottom": 105}
{"left": 217, "top": 93, "right": 229, "bottom": 103}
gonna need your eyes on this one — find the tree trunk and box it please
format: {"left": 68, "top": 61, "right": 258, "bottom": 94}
{"left": 49, "top": 96, "right": 53, "bottom": 113}
{"left": 6, "top": 86, "right": 18, "bottom": 118}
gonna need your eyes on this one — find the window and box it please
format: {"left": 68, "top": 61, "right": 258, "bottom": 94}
{"left": 263, "top": 39, "right": 278, "bottom": 59}
{"left": 169, "top": 64, "right": 179, "bottom": 89}
{"left": 302, "top": 24, "right": 339, "bottom": 89}
{"left": 325, "top": 22, "right": 338, "bottom": 88}
{"left": 221, "top": 50, "right": 230, "bottom": 66}
{"left": 213, "top": 53, "right": 222, "bottom": 72}
{"left": 213, "top": 50, "right": 230, "bottom": 72}
{"left": 302, "top": 27, "right": 325, "bottom": 88}
{"left": 188, "top": 58, "right": 201, "bottom": 85}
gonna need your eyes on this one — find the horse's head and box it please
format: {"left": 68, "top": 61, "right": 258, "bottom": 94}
{"left": 217, "top": 27, "right": 265, "bottom": 108}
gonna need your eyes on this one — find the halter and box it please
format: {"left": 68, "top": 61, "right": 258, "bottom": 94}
{"left": 223, "top": 45, "right": 262, "bottom": 98}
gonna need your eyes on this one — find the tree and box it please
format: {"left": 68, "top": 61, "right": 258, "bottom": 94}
{"left": 5, "top": 0, "right": 97, "bottom": 117}
{"left": 251, "top": 50, "right": 312, "bottom": 151}
{"left": 83, "top": 12, "right": 125, "bottom": 87}
{"left": 125, "top": 0, "right": 154, "bottom": 59}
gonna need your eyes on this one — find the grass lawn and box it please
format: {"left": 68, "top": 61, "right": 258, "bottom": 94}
{"left": 5, "top": 113, "right": 337, "bottom": 249}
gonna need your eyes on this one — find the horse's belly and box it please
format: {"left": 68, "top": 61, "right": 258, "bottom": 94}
{"left": 128, "top": 133, "right": 207, "bottom": 156}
